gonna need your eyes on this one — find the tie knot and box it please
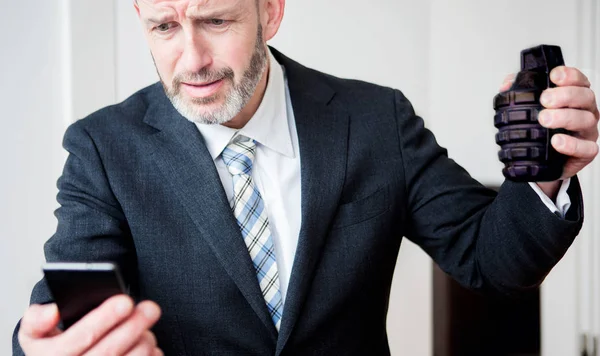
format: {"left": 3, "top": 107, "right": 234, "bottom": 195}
{"left": 222, "top": 138, "right": 257, "bottom": 176}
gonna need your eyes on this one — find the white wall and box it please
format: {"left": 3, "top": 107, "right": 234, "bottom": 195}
{"left": 68, "top": 0, "right": 118, "bottom": 120}
{"left": 0, "top": 1, "right": 68, "bottom": 354}
{"left": 539, "top": 1, "right": 600, "bottom": 355}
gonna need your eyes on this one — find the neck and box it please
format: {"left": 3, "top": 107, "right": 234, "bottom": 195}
{"left": 222, "top": 58, "right": 271, "bottom": 130}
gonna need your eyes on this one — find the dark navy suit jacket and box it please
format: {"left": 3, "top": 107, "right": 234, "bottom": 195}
{"left": 14, "top": 48, "right": 583, "bottom": 355}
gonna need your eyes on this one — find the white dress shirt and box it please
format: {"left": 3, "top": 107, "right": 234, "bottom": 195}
{"left": 195, "top": 48, "right": 572, "bottom": 302}
{"left": 195, "top": 49, "right": 301, "bottom": 302}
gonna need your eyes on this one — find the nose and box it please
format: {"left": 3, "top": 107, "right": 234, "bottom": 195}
{"left": 180, "top": 31, "right": 213, "bottom": 74}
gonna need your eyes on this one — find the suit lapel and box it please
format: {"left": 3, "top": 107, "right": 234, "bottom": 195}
{"left": 271, "top": 50, "right": 349, "bottom": 354}
{"left": 139, "top": 48, "right": 350, "bottom": 350}
{"left": 141, "top": 85, "right": 278, "bottom": 342}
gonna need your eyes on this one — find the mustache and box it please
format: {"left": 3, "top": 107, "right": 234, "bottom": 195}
{"left": 172, "top": 67, "right": 235, "bottom": 89}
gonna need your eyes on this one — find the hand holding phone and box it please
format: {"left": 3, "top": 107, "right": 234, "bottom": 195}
{"left": 42, "top": 262, "right": 128, "bottom": 329}
{"left": 17, "top": 262, "right": 163, "bottom": 356}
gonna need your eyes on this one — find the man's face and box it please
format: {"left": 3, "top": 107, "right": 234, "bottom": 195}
{"left": 136, "top": 0, "right": 268, "bottom": 125}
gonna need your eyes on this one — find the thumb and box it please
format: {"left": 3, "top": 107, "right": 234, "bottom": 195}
{"left": 499, "top": 73, "right": 517, "bottom": 92}
{"left": 20, "top": 303, "right": 61, "bottom": 339}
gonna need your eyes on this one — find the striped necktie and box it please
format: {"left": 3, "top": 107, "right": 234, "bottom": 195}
{"left": 221, "top": 137, "right": 284, "bottom": 330}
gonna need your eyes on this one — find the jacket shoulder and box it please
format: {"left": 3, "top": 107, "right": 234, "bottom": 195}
{"left": 70, "top": 82, "right": 161, "bottom": 135}
{"left": 308, "top": 67, "right": 407, "bottom": 114}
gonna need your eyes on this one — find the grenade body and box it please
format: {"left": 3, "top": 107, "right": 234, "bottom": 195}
{"left": 493, "top": 45, "right": 568, "bottom": 182}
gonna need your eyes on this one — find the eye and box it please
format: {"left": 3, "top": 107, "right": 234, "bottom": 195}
{"left": 209, "top": 19, "right": 226, "bottom": 26}
{"left": 155, "top": 22, "right": 177, "bottom": 32}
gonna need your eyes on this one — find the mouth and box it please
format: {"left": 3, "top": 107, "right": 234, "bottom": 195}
{"left": 180, "top": 79, "right": 225, "bottom": 98}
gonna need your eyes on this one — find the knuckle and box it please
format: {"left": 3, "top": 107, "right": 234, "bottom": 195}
{"left": 89, "top": 342, "right": 122, "bottom": 356}
{"left": 49, "top": 337, "right": 77, "bottom": 356}
{"left": 17, "top": 336, "right": 41, "bottom": 356}
{"left": 591, "top": 142, "right": 599, "bottom": 157}
{"left": 572, "top": 110, "right": 591, "bottom": 130}
{"left": 129, "top": 342, "right": 153, "bottom": 356}
{"left": 16, "top": 336, "right": 31, "bottom": 354}
{"left": 17, "top": 328, "right": 26, "bottom": 345}
{"left": 548, "top": 87, "right": 560, "bottom": 96}
{"left": 567, "top": 86, "right": 580, "bottom": 100}
{"left": 139, "top": 344, "right": 154, "bottom": 355}
{"left": 100, "top": 344, "right": 121, "bottom": 356}
{"left": 61, "top": 344, "right": 80, "bottom": 356}
{"left": 83, "top": 329, "right": 99, "bottom": 348}
{"left": 570, "top": 137, "right": 579, "bottom": 154}
{"left": 558, "top": 109, "right": 571, "bottom": 127}
{"left": 66, "top": 329, "right": 99, "bottom": 355}
{"left": 576, "top": 68, "right": 587, "bottom": 83}
{"left": 144, "top": 330, "right": 157, "bottom": 347}
{"left": 569, "top": 67, "right": 577, "bottom": 78}
{"left": 553, "top": 87, "right": 567, "bottom": 104}
{"left": 587, "top": 88, "right": 595, "bottom": 102}
{"left": 562, "top": 67, "right": 571, "bottom": 82}
{"left": 562, "top": 136, "right": 576, "bottom": 154}
{"left": 586, "top": 111, "right": 598, "bottom": 127}
{"left": 21, "top": 305, "right": 38, "bottom": 328}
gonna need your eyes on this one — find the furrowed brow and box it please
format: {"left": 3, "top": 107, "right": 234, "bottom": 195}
{"left": 144, "top": 15, "right": 174, "bottom": 25}
{"left": 187, "top": 11, "right": 229, "bottom": 21}
{"left": 186, "top": 3, "right": 242, "bottom": 21}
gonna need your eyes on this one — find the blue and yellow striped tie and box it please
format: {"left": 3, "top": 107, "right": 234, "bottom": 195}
{"left": 222, "top": 137, "right": 284, "bottom": 331}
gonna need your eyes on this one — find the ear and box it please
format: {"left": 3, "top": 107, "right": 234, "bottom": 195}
{"left": 134, "top": 0, "right": 141, "bottom": 18}
{"left": 260, "top": 0, "right": 285, "bottom": 42}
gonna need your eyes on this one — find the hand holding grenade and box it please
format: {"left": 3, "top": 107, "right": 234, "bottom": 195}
{"left": 493, "top": 45, "right": 568, "bottom": 182}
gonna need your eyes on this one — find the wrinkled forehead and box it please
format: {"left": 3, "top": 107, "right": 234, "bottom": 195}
{"left": 139, "top": 0, "right": 257, "bottom": 24}
{"left": 136, "top": 0, "right": 255, "bottom": 24}
{"left": 136, "top": 0, "right": 250, "bottom": 12}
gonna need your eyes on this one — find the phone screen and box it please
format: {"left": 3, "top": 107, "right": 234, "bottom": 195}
{"left": 42, "top": 262, "right": 127, "bottom": 329}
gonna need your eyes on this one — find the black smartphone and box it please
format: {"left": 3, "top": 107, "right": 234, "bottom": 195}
{"left": 42, "top": 262, "right": 128, "bottom": 329}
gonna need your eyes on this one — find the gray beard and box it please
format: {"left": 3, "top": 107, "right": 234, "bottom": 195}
{"left": 160, "top": 26, "right": 267, "bottom": 125}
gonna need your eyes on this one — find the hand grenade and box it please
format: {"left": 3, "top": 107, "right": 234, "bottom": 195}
{"left": 493, "top": 44, "right": 568, "bottom": 182}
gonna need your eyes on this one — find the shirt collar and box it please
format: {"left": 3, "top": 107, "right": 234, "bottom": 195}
{"left": 195, "top": 48, "right": 294, "bottom": 161}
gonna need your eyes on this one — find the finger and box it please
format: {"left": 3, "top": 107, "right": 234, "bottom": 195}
{"left": 123, "top": 340, "right": 154, "bottom": 356}
{"left": 123, "top": 332, "right": 158, "bottom": 356}
{"left": 540, "top": 87, "right": 597, "bottom": 111}
{"left": 58, "top": 295, "right": 134, "bottom": 355}
{"left": 550, "top": 66, "right": 591, "bottom": 88}
{"left": 538, "top": 109, "right": 599, "bottom": 137}
{"left": 139, "top": 330, "right": 157, "bottom": 348}
{"left": 595, "top": 106, "right": 600, "bottom": 120}
{"left": 125, "top": 345, "right": 163, "bottom": 356}
{"left": 499, "top": 73, "right": 517, "bottom": 91}
{"left": 552, "top": 134, "right": 600, "bottom": 159}
{"left": 19, "top": 303, "right": 61, "bottom": 340}
{"left": 83, "top": 301, "right": 161, "bottom": 356}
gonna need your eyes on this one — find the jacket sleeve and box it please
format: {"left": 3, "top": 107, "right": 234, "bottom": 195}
{"left": 394, "top": 89, "right": 583, "bottom": 296}
{"left": 13, "top": 120, "right": 137, "bottom": 355}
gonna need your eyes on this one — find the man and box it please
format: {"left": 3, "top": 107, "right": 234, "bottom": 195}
{"left": 14, "top": 0, "right": 599, "bottom": 355}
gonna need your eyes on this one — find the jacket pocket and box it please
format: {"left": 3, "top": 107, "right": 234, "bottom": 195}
{"left": 332, "top": 185, "right": 389, "bottom": 229}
